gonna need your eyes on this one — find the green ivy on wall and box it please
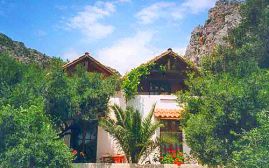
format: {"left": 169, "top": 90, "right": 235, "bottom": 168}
{"left": 122, "top": 62, "right": 169, "bottom": 101}
{"left": 122, "top": 63, "right": 154, "bottom": 101}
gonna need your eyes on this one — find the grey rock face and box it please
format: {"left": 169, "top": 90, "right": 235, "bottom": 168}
{"left": 0, "top": 33, "right": 51, "bottom": 67}
{"left": 185, "top": 0, "right": 242, "bottom": 64}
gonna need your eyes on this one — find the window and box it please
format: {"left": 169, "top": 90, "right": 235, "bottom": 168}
{"left": 160, "top": 120, "right": 183, "bottom": 155}
{"left": 149, "top": 80, "right": 171, "bottom": 95}
{"left": 70, "top": 120, "right": 98, "bottom": 163}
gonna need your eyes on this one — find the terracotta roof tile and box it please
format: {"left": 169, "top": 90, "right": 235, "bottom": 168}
{"left": 154, "top": 108, "right": 183, "bottom": 119}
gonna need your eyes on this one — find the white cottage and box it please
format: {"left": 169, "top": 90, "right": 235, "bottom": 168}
{"left": 63, "top": 48, "right": 194, "bottom": 163}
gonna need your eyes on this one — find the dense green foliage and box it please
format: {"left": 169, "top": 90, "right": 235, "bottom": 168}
{"left": 99, "top": 105, "right": 162, "bottom": 163}
{"left": 122, "top": 62, "right": 168, "bottom": 100}
{"left": 178, "top": 0, "right": 269, "bottom": 167}
{"left": 0, "top": 103, "right": 73, "bottom": 168}
{"left": 122, "top": 63, "right": 155, "bottom": 100}
{"left": 0, "top": 52, "right": 47, "bottom": 108}
{"left": 0, "top": 52, "right": 118, "bottom": 166}
{"left": 45, "top": 62, "right": 74, "bottom": 137}
{"left": 230, "top": 0, "right": 269, "bottom": 68}
{"left": 45, "top": 65, "right": 117, "bottom": 138}
{"left": 0, "top": 52, "right": 24, "bottom": 87}
{"left": 0, "top": 54, "right": 73, "bottom": 167}
{"left": 230, "top": 111, "right": 269, "bottom": 167}
{"left": 178, "top": 71, "right": 269, "bottom": 166}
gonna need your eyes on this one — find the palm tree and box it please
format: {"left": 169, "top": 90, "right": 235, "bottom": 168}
{"left": 99, "top": 104, "right": 162, "bottom": 163}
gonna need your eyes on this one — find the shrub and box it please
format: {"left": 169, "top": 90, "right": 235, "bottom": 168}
{"left": 0, "top": 103, "right": 73, "bottom": 168}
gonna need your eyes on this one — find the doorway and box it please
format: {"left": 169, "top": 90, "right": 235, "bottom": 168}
{"left": 70, "top": 120, "right": 98, "bottom": 163}
{"left": 160, "top": 120, "right": 183, "bottom": 155}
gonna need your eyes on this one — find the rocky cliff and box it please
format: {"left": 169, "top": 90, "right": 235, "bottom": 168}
{"left": 0, "top": 33, "right": 51, "bottom": 67}
{"left": 185, "top": 0, "right": 242, "bottom": 64}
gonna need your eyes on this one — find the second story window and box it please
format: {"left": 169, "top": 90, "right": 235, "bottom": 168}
{"left": 149, "top": 80, "right": 171, "bottom": 95}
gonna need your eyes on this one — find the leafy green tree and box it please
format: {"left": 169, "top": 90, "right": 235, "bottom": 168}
{"left": 45, "top": 62, "right": 73, "bottom": 138}
{"left": 230, "top": 0, "right": 269, "bottom": 68}
{"left": 0, "top": 53, "right": 25, "bottom": 106}
{"left": 0, "top": 102, "right": 73, "bottom": 168}
{"left": 0, "top": 52, "right": 24, "bottom": 86}
{"left": 45, "top": 65, "right": 117, "bottom": 138}
{"left": 230, "top": 111, "right": 269, "bottom": 168}
{"left": 0, "top": 52, "right": 47, "bottom": 108}
{"left": 178, "top": 0, "right": 269, "bottom": 166}
{"left": 100, "top": 105, "right": 162, "bottom": 163}
{"left": 72, "top": 67, "right": 117, "bottom": 120}
{"left": 0, "top": 54, "right": 73, "bottom": 167}
{"left": 178, "top": 71, "right": 269, "bottom": 166}
{"left": 8, "top": 65, "right": 47, "bottom": 108}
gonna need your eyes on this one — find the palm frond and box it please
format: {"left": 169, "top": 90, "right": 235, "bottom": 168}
{"left": 99, "top": 104, "right": 162, "bottom": 163}
{"left": 111, "top": 104, "right": 125, "bottom": 126}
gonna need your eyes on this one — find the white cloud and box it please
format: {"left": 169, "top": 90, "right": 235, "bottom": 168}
{"left": 136, "top": 2, "right": 177, "bottom": 24}
{"left": 97, "top": 31, "right": 161, "bottom": 75}
{"left": 61, "top": 48, "right": 81, "bottom": 61}
{"left": 182, "top": 0, "right": 217, "bottom": 14}
{"left": 65, "top": 1, "right": 115, "bottom": 39}
{"left": 136, "top": 0, "right": 217, "bottom": 25}
{"left": 175, "top": 47, "right": 187, "bottom": 55}
{"left": 116, "top": 0, "right": 131, "bottom": 3}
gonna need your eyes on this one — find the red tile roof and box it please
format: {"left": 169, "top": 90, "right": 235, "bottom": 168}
{"left": 154, "top": 108, "right": 183, "bottom": 120}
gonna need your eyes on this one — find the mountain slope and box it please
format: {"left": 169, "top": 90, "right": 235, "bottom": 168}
{"left": 185, "top": 0, "right": 242, "bottom": 64}
{"left": 0, "top": 33, "right": 51, "bottom": 67}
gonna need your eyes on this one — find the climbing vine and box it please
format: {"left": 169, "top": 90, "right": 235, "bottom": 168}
{"left": 122, "top": 62, "right": 170, "bottom": 101}
{"left": 122, "top": 63, "right": 155, "bottom": 101}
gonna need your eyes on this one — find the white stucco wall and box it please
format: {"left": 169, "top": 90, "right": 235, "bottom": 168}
{"left": 127, "top": 95, "right": 180, "bottom": 118}
{"left": 96, "top": 126, "right": 120, "bottom": 162}
{"left": 127, "top": 95, "right": 190, "bottom": 163}
{"left": 96, "top": 92, "right": 126, "bottom": 162}
{"left": 96, "top": 93, "right": 191, "bottom": 163}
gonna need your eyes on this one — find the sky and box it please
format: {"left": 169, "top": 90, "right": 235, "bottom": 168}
{"left": 0, "top": 0, "right": 217, "bottom": 74}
